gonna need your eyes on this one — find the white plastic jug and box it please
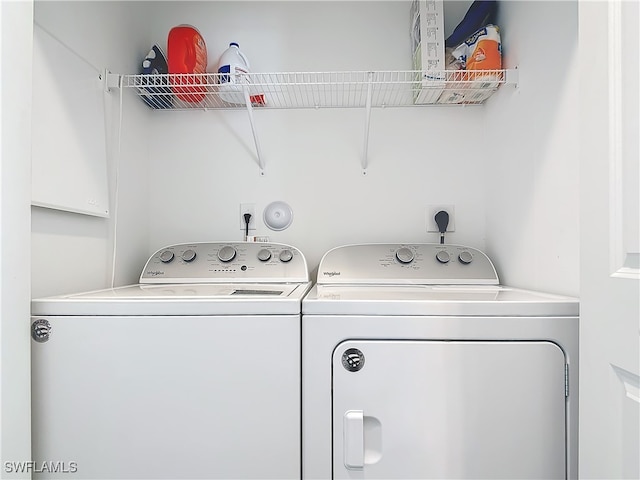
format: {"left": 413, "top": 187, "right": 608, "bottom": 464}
{"left": 217, "top": 42, "right": 251, "bottom": 104}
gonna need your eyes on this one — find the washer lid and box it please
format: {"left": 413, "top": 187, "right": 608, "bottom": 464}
{"left": 31, "top": 282, "right": 313, "bottom": 316}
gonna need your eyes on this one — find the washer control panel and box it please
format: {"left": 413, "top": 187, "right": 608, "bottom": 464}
{"left": 317, "top": 243, "right": 499, "bottom": 285}
{"left": 140, "top": 242, "right": 308, "bottom": 283}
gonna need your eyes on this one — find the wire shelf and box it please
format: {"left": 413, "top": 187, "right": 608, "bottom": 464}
{"left": 119, "top": 69, "right": 514, "bottom": 110}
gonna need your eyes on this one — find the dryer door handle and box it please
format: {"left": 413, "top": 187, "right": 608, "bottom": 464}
{"left": 343, "top": 410, "right": 364, "bottom": 470}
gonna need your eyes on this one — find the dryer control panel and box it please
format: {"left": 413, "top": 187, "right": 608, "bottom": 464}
{"left": 317, "top": 243, "right": 499, "bottom": 285}
{"left": 140, "top": 242, "right": 309, "bottom": 283}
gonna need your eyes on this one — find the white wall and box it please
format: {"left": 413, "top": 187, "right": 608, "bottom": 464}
{"left": 484, "top": 0, "right": 579, "bottom": 296}
{"left": 140, "top": 1, "right": 580, "bottom": 288}
{"left": 144, "top": 1, "right": 490, "bottom": 273}
{"left": 31, "top": 1, "right": 152, "bottom": 297}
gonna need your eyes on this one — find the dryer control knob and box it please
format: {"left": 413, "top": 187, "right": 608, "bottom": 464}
{"left": 458, "top": 251, "right": 473, "bottom": 265}
{"left": 159, "top": 250, "right": 174, "bottom": 263}
{"left": 395, "top": 247, "right": 415, "bottom": 264}
{"left": 182, "top": 249, "right": 197, "bottom": 262}
{"left": 436, "top": 250, "right": 450, "bottom": 264}
{"left": 279, "top": 249, "right": 294, "bottom": 263}
{"left": 257, "top": 248, "right": 272, "bottom": 262}
{"left": 218, "top": 246, "right": 237, "bottom": 263}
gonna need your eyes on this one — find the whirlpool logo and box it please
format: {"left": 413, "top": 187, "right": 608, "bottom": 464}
{"left": 322, "top": 271, "right": 341, "bottom": 277}
{"left": 146, "top": 270, "right": 165, "bottom": 276}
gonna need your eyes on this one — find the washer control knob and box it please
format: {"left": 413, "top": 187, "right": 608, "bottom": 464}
{"left": 182, "top": 249, "right": 197, "bottom": 263}
{"left": 218, "top": 246, "right": 237, "bottom": 263}
{"left": 458, "top": 251, "right": 473, "bottom": 265}
{"left": 159, "top": 250, "right": 174, "bottom": 263}
{"left": 395, "top": 247, "right": 415, "bottom": 264}
{"left": 279, "top": 249, "right": 294, "bottom": 263}
{"left": 436, "top": 250, "right": 450, "bottom": 264}
{"left": 257, "top": 248, "right": 272, "bottom": 262}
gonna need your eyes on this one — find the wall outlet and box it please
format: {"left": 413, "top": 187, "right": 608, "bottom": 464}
{"left": 427, "top": 205, "right": 455, "bottom": 232}
{"left": 240, "top": 203, "right": 256, "bottom": 231}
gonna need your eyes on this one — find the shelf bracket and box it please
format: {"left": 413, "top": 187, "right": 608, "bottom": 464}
{"left": 362, "top": 72, "right": 373, "bottom": 175}
{"left": 102, "top": 70, "right": 121, "bottom": 93}
{"left": 243, "top": 86, "right": 265, "bottom": 176}
{"left": 506, "top": 67, "right": 519, "bottom": 89}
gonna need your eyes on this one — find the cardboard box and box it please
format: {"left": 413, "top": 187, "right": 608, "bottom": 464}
{"left": 411, "top": 0, "right": 445, "bottom": 104}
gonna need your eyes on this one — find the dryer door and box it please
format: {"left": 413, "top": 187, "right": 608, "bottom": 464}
{"left": 332, "top": 340, "right": 567, "bottom": 479}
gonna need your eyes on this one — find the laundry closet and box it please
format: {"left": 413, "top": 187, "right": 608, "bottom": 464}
{"left": 14, "top": 0, "right": 637, "bottom": 479}
{"left": 31, "top": 0, "right": 579, "bottom": 299}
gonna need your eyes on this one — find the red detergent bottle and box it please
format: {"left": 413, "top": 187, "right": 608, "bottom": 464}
{"left": 167, "top": 25, "right": 208, "bottom": 103}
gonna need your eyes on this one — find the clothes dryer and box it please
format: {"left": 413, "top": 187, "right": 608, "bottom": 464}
{"left": 302, "top": 243, "right": 578, "bottom": 479}
{"left": 31, "top": 242, "right": 311, "bottom": 479}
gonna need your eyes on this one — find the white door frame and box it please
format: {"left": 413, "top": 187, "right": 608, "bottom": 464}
{"left": 0, "top": 0, "right": 34, "bottom": 476}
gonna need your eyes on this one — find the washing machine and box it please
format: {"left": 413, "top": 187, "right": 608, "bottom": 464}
{"left": 302, "top": 243, "right": 579, "bottom": 480}
{"left": 31, "top": 242, "right": 311, "bottom": 480}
